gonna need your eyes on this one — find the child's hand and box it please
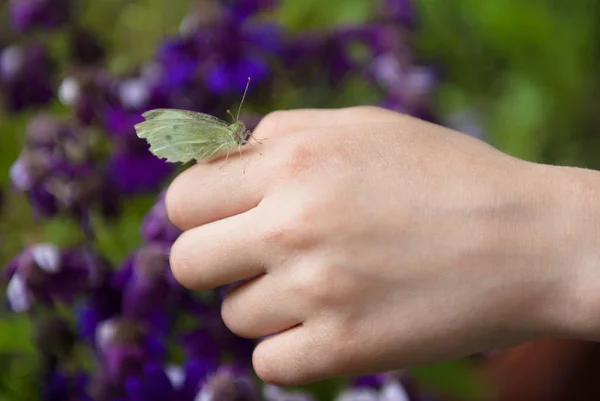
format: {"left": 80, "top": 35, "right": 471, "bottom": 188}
{"left": 166, "top": 106, "right": 600, "bottom": 386}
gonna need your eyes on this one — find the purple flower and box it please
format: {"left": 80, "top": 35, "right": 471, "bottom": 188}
{"left": 378, "top": 0, "right": 417, "bottom": 29}
{"left": 141, "top": 191, "right": 182, "bottom": 244}
{"left": 9, "top": 150, "right": 54, "bottom": 192}
{"left": 365, "top": 24, "right": 438, "bottom": 122}
{"left": 42, "top": 371, "right": 91, "bottom": 401}
{"left": 151, "top": 359, "right": 217, "bottom": 401}
{"left": 154, "top": 36, "right": 204, "bottom": 91}
{"left": 196, "top": 17, "right": 282, "bottom": 95}
{"left": 58, "top": 69, "right": 116, "bottom": 125}
{"left": 117, "top": 244, "right": 173, "bottom": 319}
{"left": 220, "top": 0, "right": 279, "bottom": 21}
{"left": 4, "top": 245, "right": 112, "bottom": 312}
{"left": 364, "top": 24, "right": 414, "bottom": 63}
{"left": 22, "top": 114, "right": 98, "bottom": 166}
{"left": 378, "top": 380, "right": 415, "bottom": 401}
{"left": 335, "top": 387, "right": 381, "bottom": 401}
{"left": 338, "top": 372, "right": 430, "bottom": 401}
{"left": 352, "top": 374, "right": 389, "bottom": 390}
{"left": 197, "top": 364, "right": 260, "bottom": 401}
{"left": 9, "top": 0, "right": 71, "bottom": 34}
{"left": 380, "top": 373, "right": 424, "bottom": 401}
{"left": 92, "top": 317, "right": 165, "bottom": 398}
{"left": 148, "top": 13, "right": 282, "bottom": 109}
{"left": 9, "top": 115, "right": 117, "bottom": 223}
{"left": 0, "top": 42, "right": 54, "bottom": 111}
{"left": 78, "top": 302, "right": 109, "bottom": 342}
{"left": 187, "top": 288, "right": 255, "bottom": 364}
{"left": 113, "top": 248, "right": 192, "bottom": 319}
{"left": 240, "top": 22, "right": 284, "bottom": 54}
{"left": 76, "top": 278, "right": 122, "bottom": 343}
{"left": 42, "top": 162, "right": 109, "bottom": 229}
{"left": 284, "top": 28, "right": 365, "bottom": 87}
{"left": 103, "top": 345, "right": 147, "bottom": 394}
{"left": 125, "top": 362, "right": 175, "bottom": 401}
{"left": 106, "top": 136, "right": 174, "bottom": 195}
{"left": 204, "top": 55, "right": 269, "bottom": 94}
{"left": 179, "top": 327, "right": 222, "bottom": 370}
{"left": 103, "top": 107, "right": 146, "bottom": 138}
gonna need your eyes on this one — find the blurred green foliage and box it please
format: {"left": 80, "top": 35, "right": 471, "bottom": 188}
{"left": 1, "top": 0, "right": 599, "bottom": 400}
{"left": 416, "top": 0, "right": 600, "bottom": 166}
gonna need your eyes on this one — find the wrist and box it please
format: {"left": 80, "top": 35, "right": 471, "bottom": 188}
{"left": 522, "top": 163, "right": 600, "bottom": 341}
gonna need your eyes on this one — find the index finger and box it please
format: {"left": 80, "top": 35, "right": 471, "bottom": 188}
{"left": 165, "top": 106, "right": 404, "bottom": 231}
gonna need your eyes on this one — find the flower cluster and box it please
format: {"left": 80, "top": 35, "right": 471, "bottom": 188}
{"left": 3, "top": 0, "right": 443, "bottom": 400}
{"left": 8, "top": 114, "right": 119, "bottom": 235}
{"left": 4, "top": 194, "right": 437, "bottom": 400}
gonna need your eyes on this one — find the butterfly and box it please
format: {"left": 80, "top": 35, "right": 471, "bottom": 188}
{"left": 134, "top": 78, "right": 257, "bottom": 164}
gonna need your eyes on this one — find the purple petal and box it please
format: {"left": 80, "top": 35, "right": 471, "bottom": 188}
{"left": 106, "top": 144, "right": 173, "bottom": 195}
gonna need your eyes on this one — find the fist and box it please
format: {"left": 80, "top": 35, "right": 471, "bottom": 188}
{"left": 166, "top": 106, "right": 577, "bottom": 385}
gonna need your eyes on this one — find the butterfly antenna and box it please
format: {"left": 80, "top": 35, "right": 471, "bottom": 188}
{"left": 236, "top": 77, "right": 251, "bottom": 121}
{"left": 226, "top": 109, "right": 235, "bottom": 123}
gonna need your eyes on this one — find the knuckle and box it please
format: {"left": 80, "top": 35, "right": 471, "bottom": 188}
{"left": 346, "top": 105, "right": 382, "bottom": 115}
{"left": 279, "top": 140, "right": 315, "bottom": 179}
{"left": 341, "top": 105, "right": 405, "bottom": 122}
{"left": 294, "top": 265, "right": 336, "bottom": 308}
{"left": 262, "top": 203, "right": 320, "bottom": 251}
{"left": 294, "top": 264, "right": 361, "bottom": 311}
{"left": 255, "top": 110, "right": 290, "bottom": 135}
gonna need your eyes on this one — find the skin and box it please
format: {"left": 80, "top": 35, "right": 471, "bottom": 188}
{"left": 165, "top": 106, "right": 600, "bottom": 386}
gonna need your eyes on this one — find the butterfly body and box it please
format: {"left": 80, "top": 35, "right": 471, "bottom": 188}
{"left": 134, "top": 108, "right": 249, "bottom": 164}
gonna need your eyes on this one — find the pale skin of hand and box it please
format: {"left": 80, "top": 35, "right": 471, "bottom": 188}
{"left": 166, "top": 106, "right": 600, "bottom": 386}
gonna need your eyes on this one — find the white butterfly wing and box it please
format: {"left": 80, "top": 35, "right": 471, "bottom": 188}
{"left": 135, "top": 118, "right": 237, "bottom": 163}
{"left": 142, "top": 109, "right": 229, "bottom": 127}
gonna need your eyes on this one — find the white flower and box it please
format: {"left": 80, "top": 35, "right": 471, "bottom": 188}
{"left": 31, "top": 243, "right": 61, "bottom": 274}
{"left": 7, "top": 274, "right": 32, "bottom": 313}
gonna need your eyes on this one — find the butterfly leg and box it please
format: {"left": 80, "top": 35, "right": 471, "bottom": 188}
{"left": 248, "top": 130, "right": 267, "bottom": 144}
{"left": 238, "top": 145, "right": 249, "bottom": 175}
{"left": 244, "top": 132, "right": 263, "bottom": 156}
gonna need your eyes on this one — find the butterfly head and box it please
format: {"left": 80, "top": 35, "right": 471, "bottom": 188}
{"left": 229, "top": 121, "right": 248, "bottom": 144}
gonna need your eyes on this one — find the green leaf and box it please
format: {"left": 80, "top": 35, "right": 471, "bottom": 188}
{"left": 488, "top": 74, "right": 550, "bottom": 161}
{"left": 43, "top": 217, "right": 86, "bottom": 247}
{"left": 276, "top": 0, "right": 372, "bottom": 31}
{"left": 0, "top": 354, "right": 40, "bottom": 401}
{"left": 0, "top": 315, "right": 36, "bottom": 355}
{"left": 290, "top": 378, "right": 350, "bottom": 401}
{"left": 93, "top": 194, "right": 157, "bottom": 264}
